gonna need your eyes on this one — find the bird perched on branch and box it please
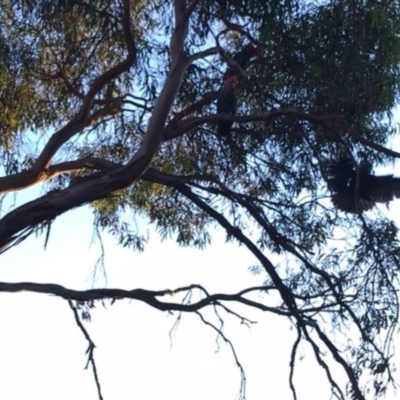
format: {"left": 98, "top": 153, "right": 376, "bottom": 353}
{"left": 328, "top": 156, "right": 400, "bottom": 213}
{"left": 217, "top": 75, "right": 237, "bottom": 136}
{"left": 223, "top": 44, "right": 261, "bottom": 81}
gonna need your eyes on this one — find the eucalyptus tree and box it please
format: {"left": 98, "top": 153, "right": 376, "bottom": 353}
{"left": 1, "top": 1, "right": 400, "bottom": 399}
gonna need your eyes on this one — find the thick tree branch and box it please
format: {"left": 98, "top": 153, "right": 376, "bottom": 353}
{"left": 123, "top": 0, "right": 194, "bottom": 175}
{"left": 0, "top": 170, "right": 126, "bottom": 251}
{"left": 48, "top": 157, "right": 120, "bottom": 177}
{"left": 0, "top": 155, "right": 120, "bottom": 194}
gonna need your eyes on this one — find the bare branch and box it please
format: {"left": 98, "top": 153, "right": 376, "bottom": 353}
{"left": 188, "top": 47, "right": 219, "bottom": 63}
{"left": 0, "top": 281, "right": 290, "bottom": 316}
{"left": 196, "top": 311, "right": 247, "bottom": 400}
{"left": 166, "top": 91, "right": 218, "bottom": 130}
{"left": 123, "top": 0, "right": 192, "bottom": 175}
{"left": 68, "top": 301, "right": 104, "bottom": 400}
{"left": 164, "top": 108, "right": 400, "bottom": 158}
{"left": 289, "top": 327, "right": 301, "bottom": 400}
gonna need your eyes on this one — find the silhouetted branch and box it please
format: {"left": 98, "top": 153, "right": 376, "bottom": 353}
{"left": 164, "top": 108, "right": 400, "bottom": 159}
{"left": 195, "top": 311, "right": 247, "bottom": 400}
{"left": 154, "top": 183, "right": 366, "bottom": 400}
{"left": 68, "top": 300, "right": 104, "bottom": 400}
{"left": 289, "top": 327, "right": 301, "bottom": 400}
{"left": 0, "top": 281, "right": 289, "bottom": 315}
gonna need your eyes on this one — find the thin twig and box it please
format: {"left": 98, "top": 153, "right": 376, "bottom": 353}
{"left": 68, "top": 300, "right": 104, "bottom": 400}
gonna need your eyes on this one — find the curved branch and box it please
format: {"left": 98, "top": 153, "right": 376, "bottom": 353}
{"left": 0, "top": 156, "right": 121, "bottom": 194}
{"left": 37, "top": 0, "right": 137, "bottom": 171}
{"left": 0, "top": 281, "right": 289, "bottom": 316}
{"left": 123, "top": 0, "right": 193, "bottom": 174}
{"left": 78, "top": 0, "right": 137, "bottom": 120}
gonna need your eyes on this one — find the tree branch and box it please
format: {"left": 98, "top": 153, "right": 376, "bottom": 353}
{"left": 164, "top": 108, "right": 400, "bottom": 158}
{"left": 140, "top": 173, "right": 366, "bottom": 400}
{"left": 0, "top": 156, "right": 120, "bottom": 194}
{"left": 165, "top": 91, "right": 218, "bottom": 132}
{"left": 48, "top": 157, "right": 120, "bottom": 177}
{"left": 0, "top": 281, "right": 290, "bottom": 316}
{"left": 68, "top": 300, "right": 104, "bottom": 400}
{"left": 188, "top": 46, "right": 219, "bottom": 63}
{"left": 122, "top": 0, "right": 193, "bottom": 175}
{"left": 195, "top": 310, "right": 246, "bottom": 400}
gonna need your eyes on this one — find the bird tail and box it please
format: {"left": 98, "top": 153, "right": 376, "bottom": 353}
{"left": 218, "top": 121, "right": 232, "bottom": 136}
{"left": 331, "top": 193, "right": 375, "bottom": 213}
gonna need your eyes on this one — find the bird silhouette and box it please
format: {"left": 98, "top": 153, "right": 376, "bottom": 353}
{"left": 223, "top": 44, "right": 261, "bottom": 81}
{"left": 217, "top": 75, "right": 237, "bottom": 136}
{"left": 328, "top": 156, "right": 400, "bottom": 213}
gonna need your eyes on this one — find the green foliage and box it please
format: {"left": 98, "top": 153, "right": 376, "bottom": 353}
{"left": 3, "top": 1, "right": 400, "bottom": 396}
{"left": 3, "top": 0, "right": 400, "bottom": 269}
{"left": 0, "top": 0, "right": 147, "bottom": 148}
